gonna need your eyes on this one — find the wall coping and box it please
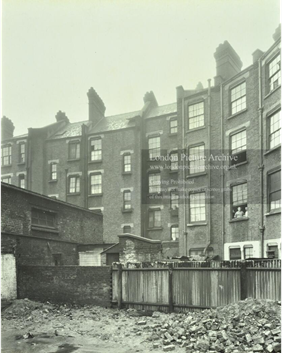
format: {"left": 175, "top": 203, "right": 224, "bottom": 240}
{"left": 118, "top": 233, "right": 161, "bottom": 244}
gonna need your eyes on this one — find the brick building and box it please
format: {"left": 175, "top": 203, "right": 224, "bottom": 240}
{"left": 2, "top": 26, "right": 281, "bottom": 260}
{"left": 1, "top": 183, "right": 106, "bottom": 266}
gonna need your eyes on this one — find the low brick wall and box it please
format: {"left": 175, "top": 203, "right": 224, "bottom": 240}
{"left": 17, "top": 266, "right": 111, "bottom": 307}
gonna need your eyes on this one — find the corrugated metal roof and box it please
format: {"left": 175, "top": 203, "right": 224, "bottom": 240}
{"left": 146, "top": 103, "right": 177, "bottom": 119}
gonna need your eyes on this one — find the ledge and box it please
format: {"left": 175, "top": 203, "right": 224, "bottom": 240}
{"left": 118, "top": 233, "right": 161, "bottom": 243}
{"left": 122, "top": 172, "right": 132, "bottom": 176}
{"left": 229, "top": 217, "right": 249, "bottom": 223}
{"left": 228, "top": 161, "right": 248, "bottom": 169}
{"left": 186, "top": 172, "right": 207, "bottom": 179}
{"left": 31, "top": 226, "right": 59, "bottom": 234}
{"left": 227, "top": 108, "right": 248, "bottom": 120}
{"left": 17, "top": 162, "right": 26, "bottom": 166}
{"left": 88, "top": 193, "right": 103, "bottom": 197}
{"left": 67, "top": 159, "right": 80, "bottom": 162}
{"left": 186, "top": 126, "right": 206, "bottom": 134}
{"left": 169, "top": 133, "right": 178, "bottom": 137}
{"left": 187, "top": 222, "right": 207, "bottom": 227}
{"left": 88, "top": 160, "right": 103, "bottom": 164}
{"left": 48, "top": 179, "right": 58, "bottom": 183}
{"left": 169, "top": 169, "right": 179, "bottom": 174}
{"left": 264, "top": 145, "right": 281, "bottom": 156}
{"left": 264, "top": 85, "right": 281, "bottom": 100}
{"left": 67, "top": 193, "right": 81, "bottom": 196}
{"left": 147, "top": 227, "right": 163, "bottom": 231}
{"left": 121, "top": 208, "right": 133, "bottom": 213}
{"left": 1, "top": 164, "right": 12, "bottom": 168}
{"left": 265, "top": 210, "right": 281, "bottom": 217}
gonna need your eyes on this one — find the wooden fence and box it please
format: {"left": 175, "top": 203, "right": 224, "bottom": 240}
{"left": 111, "top": 260, "right": 281, "bottom": 312}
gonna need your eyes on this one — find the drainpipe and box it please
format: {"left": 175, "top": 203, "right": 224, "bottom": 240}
{"left": 181, "top": 91, "right": 187, "bottom": 256}
{"left": 82, "top": 124, "right": 88, "bottom": 209}
{"left": 220, "top": 83, "right": 225, "bottom": 259}
{"left": 258, "top": 59, "right": 265, "bottom": 258}
{"left": 207, "top": 79, "right": 212, "bottom": 248}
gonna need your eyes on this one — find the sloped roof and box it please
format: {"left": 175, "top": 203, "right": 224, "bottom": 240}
{"left": 146, "top": 102, "right": 177, "bottom": 119}
{"left": 49, "top": 120, "right": 89, "bottom": 140}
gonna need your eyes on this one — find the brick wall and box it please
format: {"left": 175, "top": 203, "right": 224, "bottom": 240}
{"left": 17, "top": 265, "right": 112, "bottom": 307}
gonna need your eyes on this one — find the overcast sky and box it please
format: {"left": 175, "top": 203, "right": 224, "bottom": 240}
{"left": 2, "top": 0, "right": 281, "bottom": 136}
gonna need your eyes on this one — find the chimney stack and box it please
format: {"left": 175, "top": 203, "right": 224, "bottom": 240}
{"left": 143, "top": 91, "right": 158, "bottom": 108}
{"left": 273, "top": 24, "right": 281, "bottom": 42}
{"left": 55, "top": 111, "right": 69, "bottom": 123}
{"left": 87, "top": 88, "right": 106, "bottom": 124}
{"left": 1, "top": 116, "right": 15, "bottom": 140}
{"left": 252, "top": 49, "right": 264, "bottom": 63}
{"left": 214, "top": 41, "right": 243, "bottom": 85}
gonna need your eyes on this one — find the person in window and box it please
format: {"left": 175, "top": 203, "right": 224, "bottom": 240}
{"left": 234, "top": 207, "right": 244, "bottom": 218}
{"left": 244, "top": 207, "right": 248, "bottom": 217}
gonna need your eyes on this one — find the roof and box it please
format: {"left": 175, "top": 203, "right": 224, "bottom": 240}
{"left": 146, "top": 103, "right": 177, "bottom": 119}
{"left": 49, "top": 120, "right": 89, "bottom": 140}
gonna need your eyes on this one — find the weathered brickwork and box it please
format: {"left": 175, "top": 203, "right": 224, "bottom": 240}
{"left": 17, "top": 265, "right": 111, "bottom": 307}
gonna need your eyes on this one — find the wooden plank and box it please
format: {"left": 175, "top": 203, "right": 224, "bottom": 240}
{"left": 117, "top": 263, "right": 122, "bottom": 309}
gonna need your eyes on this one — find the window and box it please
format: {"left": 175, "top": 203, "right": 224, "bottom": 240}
{"left": 267, "top": 244, "right": 278, "bottom": 259}
{"left": 231, "top": 183, "right": 248, "bottom": 218}
{"left": 53, "top": 254, "right": 62, "bottom": 266}
{"left": 269, "top": 54, "right": 281, "bottom": 92}
{"left": 90, "top": 138, "right": 102, "bottom": 161}
{"left": 230, "top": 130, "right": 247, "bottom": 165}
{"left": 123, "top": 154, "right": 131, "bottom": 173}
{"left": 189, "top": 145, "right": 205, "bottom": 174}
{"left": 19, "top": 143, "right": 26, "bottom": 163}
{"left": 170, "top": 118, "right": 178, "bottom": 134}
{"left": 123, "top": 225, "right": 132, "bottom": 233}
{"left": 1, "top": 145, "right": 12, "bottom": 166}
{"left": 18, "top": 174, "right": 25, "bottom": 189}
{"left": 149, "top": 173, "right": 161, "bottom": 193}
{"left": 69, "top": 141, "right": 80, "bottom": 160}
{"left": 171, "top": 225, "right": 179, "bottom": 241}
{"left": 2, "top": 176, "right": 11, "bottom": 184}
{"left": 188, "top": 102, "right": 204, "bottom": 129}
{"left": 50, "top": 163, "right": 57, "bottom": 181}
{"left": 190, "top": 192, "right": 206, "bottom": 222}
{"left": 170, "top": 190, "right": 179, "bottom": 210}
{"left": 123, "top": 190, "right": 132, "bottom": 210}
{"left": 148, "top": 136, "right": 160, "bottom": 159}
{"left": 231, "top": 82, "right": 246, "bottom": 115}
{"left": 69, "top": 175, "right": 80, "bottom": 194}
{"left": 31, "top": 208, "right": 56, "bottom": 228}
{"left": 268, "top": 170, "right": 281, "bottom": 211}
{"left": 244, "top": 246, "right": 253, "bottom": 259}
{"left": 148, "top": 209, "right": 161, "bottom": 228}
{"left": 170, "top": 152, "right": 178, "bottom": 171}
{"left": 90, "top": 173, "right": 102, "bottom": 194}
{"left": 189, "top": 248, "right": 204, "bottom": 256}
{"left": 269, "top": 111, "right": 281, "bottom": 149}
{"left": 229, "top": 247, "right": 241, "bottom": 260}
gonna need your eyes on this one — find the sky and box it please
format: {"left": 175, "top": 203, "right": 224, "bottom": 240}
{"left": 1, "top": 0, "right": 281, "bottom": 136}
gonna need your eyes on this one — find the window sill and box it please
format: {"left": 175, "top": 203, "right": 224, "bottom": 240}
{"left": 17, "top": 162, "right": 26, "bottom": 166}
{"left": 227, "top": 108, "right": 248, "bottom": 120}
{"left": 148, "top": 193, "right": 163, "bottom": 198}
{"left": 121, "top": 208, "right": 133, "bottom": 213}
{"left": 265, "top": 210, "right": 281, "bottom": 217}
{"left": 169, "top": 169, "right": 178, "bottom": 174}
{"left": 264, "top": 85, "right": 281, "bottom": 100}
{"left": 169, "top": 133, "right": 178, "bottom": 137}
{"left": 229, "top": 161, "right": 248, "bottom": 169}
{"left": 88, "top": 159, "right": 103, "bottom": 164}
{"left": 49, "top": 179, "right": 58, "bottom": 183}
{"left": 147, "top": 227, "right": 163, "bottom": 231}
{"left": 31, "top": 226, "right": 59, "bottom": 234}
{"left": 187, "top": 222, "right": 207, "bottom": 227}
{"left": 264, "top": 144, "right": 281, "bottom": 156}
{"left": 88, "top": 193, "right": 103, "bottom": 197}
{"left": 67, "top": 193, "right": 81, "bottom": 196}
{"left": 122, "top": 172, "right": 132, "bottom": 176}
{"left": 2, "top": 164, "right": 12, "bottom": 168}
{"left": 229, "top": 217, "right": 249, "bottom": 223}
{"left": 67, "top": 159, "right": 80, "bottom": 162}
{"left": 186, "top": 126, "right": 206, "bottom": 134}
{"left": 186, "top": 172, "right": 207, "bottom": 179}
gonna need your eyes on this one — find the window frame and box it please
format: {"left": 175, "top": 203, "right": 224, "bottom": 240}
{"left": 267, "top": 168, "right": 281, "bottom": 212}
{"left": 123, "top": 225, "right": 132, "bottom": 233}
{"left": 148, "top": 172, "right": 161, "bottom": 194}
{"left": 268, "top": 53, "right": 281, "bottom": 93}
{"left": 170, "top": 151, "right": 178, "bottom": 172}
{"left": 230, "top": 81, "right": 246, "bottom": 116}
{"left": 123, "top": 190, "right": 132, "bottom": 211}
{"left": 229, "top": 129, "right": 247, "bottom": 166}
{"left": 1, "top": 144, "right": 12, "bottom": 166}
{"left": 148, "top": 208, "right": 162, "bottom": 229}
{"left": 268, "top": 110, "right": 281, "bottom": 150}
{"left": 68, "top": 175, "right": 81, "bottom": 194}
{"left": 123, "top": 153, "right": 132, "bottom": 174}
{"left": 90, "top": 137, "right": 102, "bottom": 162}
{"left": 2, "top": 176, "right": 12, "bottom": 184}
{"left": 188, "top": 143, "right": 206, "bottom": 174}
{"left": 229, "top": 247, "right": 241, "bottom": 260}
{"left": 148, "top": 135, "right": 161, "bottom": 160}
{"left": 231, "top": 182, "right": 248, "bottom": 219}
{"left": 90, "top": 173, "right": 102, "bottom": 195}
{"left": 50, "top": 162, "right": 58, "bottom": 181}
{"left": 18, "top": 174, "right": 25, "bottom": 189}
{"left": 170, "top": 225, "right": 179, "bottom": 241}
{"left": 169, "top": 118, "right": 178, "bottom": 134}
{"left": 243, "top": 245, "right": 253, "bottom": 259}
{"left": 68, "top": 140, "right": 80, "bottom": 160}
{"left": 18, "top": 142, "right": 26, "bottom": 164}
{"left": 31, "top": 207, "right": 57, "bottom": 230}
{"left": 189, "top": 191, "right": 206, "bottom": 223}
{"left": 188, "top": 101, "right": 204, "bottom": 130}
{"left": 170, "top": 189, "right": 179, "bottom": 210}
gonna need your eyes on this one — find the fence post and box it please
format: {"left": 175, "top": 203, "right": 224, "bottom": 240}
{"left": 240, "top": 262, "right": 248, "bottom": 300}
{"left": 168, "top": 263, "right": 174, "bottom": 313}
{"left": 117, "top": 263, "right": 123, "bottom": 309}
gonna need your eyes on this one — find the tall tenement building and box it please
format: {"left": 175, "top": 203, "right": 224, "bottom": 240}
{"left": 2, "top": 26, "right": 281, "bottom": 260}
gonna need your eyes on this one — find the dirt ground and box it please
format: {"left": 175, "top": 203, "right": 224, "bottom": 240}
{"left": 1, "top": 299, "right": 184, "bottom": 353}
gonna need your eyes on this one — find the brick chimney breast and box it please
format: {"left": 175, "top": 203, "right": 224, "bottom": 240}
{"left": 214, "top": 41, "right": 243, "bottom": 85}
{"left": 55, "top": 111, "right": 69, "bottom": 123}
{"left": 1, "top": 116, "right": 15, "bottom": 140}
{"left": 143, "top": 91, "right": 158, "bottom": 107}
{"left": 87, "top": 88, "right": 106, "bottom": 124}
